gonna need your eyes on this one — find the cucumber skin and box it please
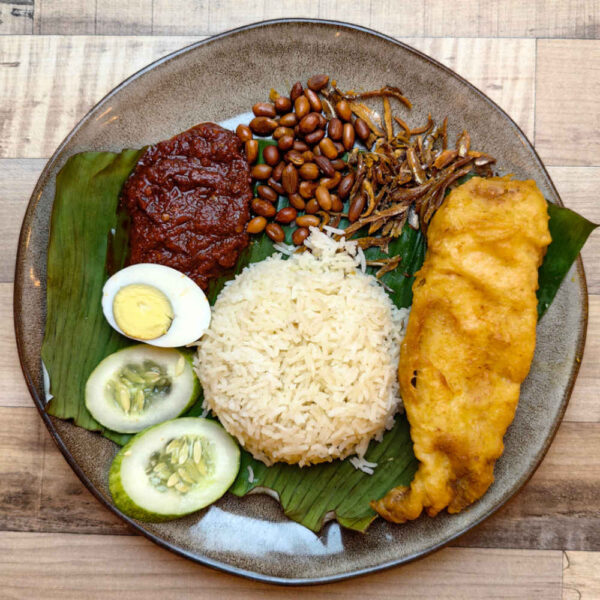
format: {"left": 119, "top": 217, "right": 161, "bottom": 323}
{"left": 109, "top": 434, "right": 176, "bottom": 522}
{"left": 88, "top": 346, "right": 201, "bottom": 437}
{"left": 181, "top": 351, "right": 201, "bottom": 414}
{"left": 109, "top": 417, "right": 240, "bottom": 522}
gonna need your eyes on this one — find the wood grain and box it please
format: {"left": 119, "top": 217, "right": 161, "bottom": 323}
{"left": 0, "top": 36, "right": 533, "bottom": 158}
{"left": 404, "top": 37, "right": 535, "bottom": 139}
{"left": 0, "top": 407, "right": 44, "bottom": 532}
{"left": 563, "top": 551, "right": 600, "bottom": 600}
{"left": 35, "top": 0, "right": 96, "bottom": 34}
{"left": 95, "top": 0, "right": 153, "bottom": 35}
{"left": 549, "top": 167, "right": 600, "bottom": 295}
{"left": 0, "top": 36, "right": 199, "bottom": 159}
{"left": 535, "top": 40, "right": 600, "bottom": 166}
{"left": 0, "top": 531, "right": 563, "bottom": 599}
{"left": 0, "top": 1, "right": 33, "bottom": 34}
{"left": 36, "top": 0, "right": 599, "bottom": 38}
{"left": 0, "top": 159, "right": 44, "bottom": 282}
{"left": 0, "top": 285, "right": 34, "bottom": 408}
{"left": 374, "top": 1, "right": 600, "bottom": 40}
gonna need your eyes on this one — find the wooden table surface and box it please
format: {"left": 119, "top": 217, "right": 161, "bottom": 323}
{"left": 1, "top": 2, "right": 599, "bottom": 598}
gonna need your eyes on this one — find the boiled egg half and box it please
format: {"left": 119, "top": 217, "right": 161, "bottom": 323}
{"left": 102, "top": 264, "right": 211, "bottom": 347}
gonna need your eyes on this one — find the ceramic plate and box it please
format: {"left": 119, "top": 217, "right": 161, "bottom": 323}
{"left": 14, "top": 19, "right": 588, "bottom": 584}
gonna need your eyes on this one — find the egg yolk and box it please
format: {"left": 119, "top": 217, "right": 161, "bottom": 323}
{"left": 113, "top": 284, "right": 174, "bottom": 340}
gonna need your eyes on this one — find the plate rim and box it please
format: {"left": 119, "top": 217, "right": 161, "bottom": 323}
{"left": 13, "top": 17, "right": 589, "bottom": 586}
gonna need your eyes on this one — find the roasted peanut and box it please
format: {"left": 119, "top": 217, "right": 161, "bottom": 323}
{"left": 304, "top": 88, "right": 322, "bottom": 113}
{"left": 335, "top": 99, "right": 352, "bottom": 121}
{"left": 249, "top": 116, "right": 278, "bottom": 135}
{"left": 282, "top": 164, "right": 299, "bottom": 195}
{"left": 284, "top": 150, "right": 304, "bottom": 166}
{"left": 263, "top": 145, "right": 280, "bottom": 167}
{"left": 247, "top": 216, "right": 267, "bottom": 234}
{"left": 265, "top": 222, "right": 285, "bottom": 243}
{"left": 275, "top": 206, "right": 298, "bottom": 224}
{"left": 354, "top": 118, "right": 370, "bottom": 141}
{"left": 314, "top": 155, "right": 335, "bottom": 178}
{"left": 305, "top": 198, "right": 319, "bottom": 214}
{"left": 252, "top": 102, "right": 276, "bottom": 118}
{"left": 257, "top": 184, "right": 278, "bottom": 203}
{"left": 319, "top": 137, "right": 338, "bottom": 160}
{"left": 304, "top": 129, "right": 325, "bottom": 145}
{"left": 274, "top": 96, "right": 292, "bottom": 114}
{"left": 327, "top": 118, "right": 343, "bottom": 141}
{"left": 299, "top": 162, "right": 320, "bottom": 180}
{"left": 288, "top": 193, "right": 306, "bottom": 210}
{"left": 294, "top": 96, "right": 310, "bottom": 119}
{"left": 348, "top": 192, "right": 366, "bottom": 222}
{"left": 299, "top": 180, "right": 318, "bottom": 199}
{"left": 330, "top": 194, "right": 343, "bottom": 212}
{"left": 292, "top": 226, "right": 310, "bottom": 245}
{"left": 251, "top": 198, "right": 276, "bottom": 218}
{"left": 299, "top": 112, "right": 319, "bottom": 134}
{"left": 272, "top": 161, "right": 285, "bottom": 181}
{"left": 279, "top": 112, "right": 298, "bottom": 127}
{"left": 296, "top": 214, "right": 321, "bottom": 228}
{"left": 245, "top": 140, "right": 258, "bottom": 164}
{"left": 236, "top": 124, "right": 253, "bottom": 142}
{"left": 307, "top": 74, "right": 329, "bottom": 91}
{"left": 337, "top": 172, "right": 355, "bottom": 199}
{"left": 250, "top": 164, "right": 272, "bottom": 180}
{"left": 277, "top": 134, "right": 295, "bottom": 152}
{"left": 290, "top": 81, "right": 303, "bottom": 102}
{"left": 315, "top": 185, "right": 332, "bottom": 211}
{"left": 342, "top": 122, "right": 355, "bottom": 150}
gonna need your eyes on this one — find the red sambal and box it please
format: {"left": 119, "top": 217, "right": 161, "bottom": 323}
{"left": 121, "top": 122, "right": 253, "bottom": 290}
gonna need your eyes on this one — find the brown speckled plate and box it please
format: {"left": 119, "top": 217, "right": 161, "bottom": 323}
{"left": 14, "top": 19, "right": 588, "bottom": 585}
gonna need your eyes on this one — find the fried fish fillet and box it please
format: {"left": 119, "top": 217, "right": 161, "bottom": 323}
{"left": 372, "top": 177, "right": 551, "bottom": 523}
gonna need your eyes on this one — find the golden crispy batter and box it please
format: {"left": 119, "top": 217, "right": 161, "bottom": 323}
{"left": 372, "top": 177, "right": 551, "bottom": 523}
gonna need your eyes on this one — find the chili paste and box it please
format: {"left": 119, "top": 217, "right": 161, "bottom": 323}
{"left": 121, "top": 122, "right": 252, "bottom": 290}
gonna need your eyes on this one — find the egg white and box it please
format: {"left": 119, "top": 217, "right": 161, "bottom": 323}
{"left": 102, "top": 263, "right": 211, "bottom": 347}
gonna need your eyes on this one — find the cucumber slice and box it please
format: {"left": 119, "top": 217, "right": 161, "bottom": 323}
{"left": 85, "top": 345, "right": 199, "bottom": 433}
{"left": 109, "top": 417, "right": 240, "bottom": 521}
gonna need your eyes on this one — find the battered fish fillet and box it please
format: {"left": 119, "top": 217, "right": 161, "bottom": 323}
{"left": 372, "top": 177, "right": 551, "bottom": 523}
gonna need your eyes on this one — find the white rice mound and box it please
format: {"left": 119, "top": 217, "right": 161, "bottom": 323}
{"left": 195, "top": 229, "right": 409, "bottom": 467}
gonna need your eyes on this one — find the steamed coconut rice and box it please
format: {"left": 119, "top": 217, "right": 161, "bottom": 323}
{"left": 195, "top": 230, "right": 408, "bottom": 467}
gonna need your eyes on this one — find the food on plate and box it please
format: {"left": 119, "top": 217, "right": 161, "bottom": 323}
{"left": 112, "top": 283, "right": 173, "bottom": 340}
{"left": 372, "top": 176, "right": 552, "bottom": 523}
{"left": 102, "top": 263, "right": 211, "bottom": 347}
{"left": 196, "top": 229, "right": 409, "bottom": 466}
{"left": 41, "top": 68, "right": 596, "bottom": 534}
{"left": 239, "top": 75, "right": 495, "bottom": 256}
{"left": 109, "top": 417, "right": 240, "bottom": 521}
{"left": 85, "top": 345, "right": 199, "bottom": 433}
{"left": 121, "top": 122, "right": 253, "bottom": 290}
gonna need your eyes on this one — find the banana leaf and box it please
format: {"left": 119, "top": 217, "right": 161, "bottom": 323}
{"left": 538, "top": 203, "right": 597, "bottom": 317}
{"left": 42, "top": 147, "right": 596, "bottom": 532}
{"left": 42, "top": 150, "right": 144, "bottom": 445}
